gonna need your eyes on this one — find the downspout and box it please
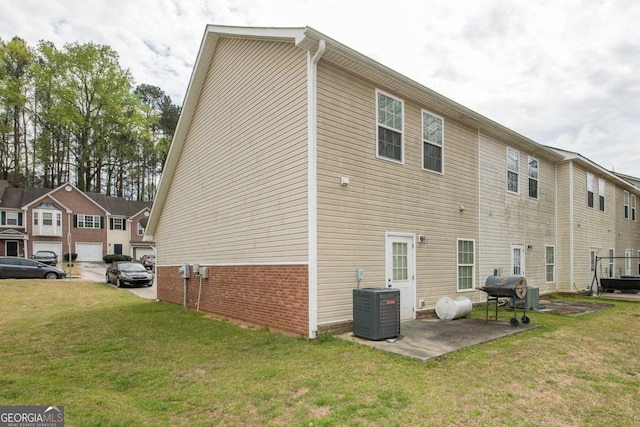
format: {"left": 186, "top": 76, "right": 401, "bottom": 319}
{"left": 554, "top": 163, "right": 559, "bottom": 292}
{"left": 569, "top": 161, "right": 574, "bottom": 291}
{"left": 308, "top": 39, "right": 325, "bottom": 339}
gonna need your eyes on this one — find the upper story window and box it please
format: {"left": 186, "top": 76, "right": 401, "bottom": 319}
{"left": 1, "top": 211, "right": 22, "bottom": 227}
{"left": 76, "top": 214, "right": 102, "bottom": 229}
{"left": 625, "top": 191, "right": 630, "bottom": 219}
{"left": 32, "top": 204, "right": 62, "bottom": 236}
{"left": 528, "top": 157, "right": 538, "bottom": 199}
{"left": 110, "top": 218, "right": 126, "bottom": 230}
{"left": 137, "top": 222, "right": 144, "bottom": 236}
{"left": 422, "top": 110, "right": 444, "bottom": 173}
{"left": 506, "top": 148, "right": 519, "bottom": 194}
{"left": 598, "top": 178, "right": 605, "bottom": 211}
{"left": 632, "top": 194, "right": 637, "bottom": 222}
{"left": 587, "top": 173, "right": 594, "bottom": 208}
{"left": 376, "top": 91, "right": 404, "bottom": 163}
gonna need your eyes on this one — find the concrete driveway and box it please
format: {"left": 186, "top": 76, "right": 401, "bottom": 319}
{"left": 76, "top": 262, "right": 156, "bottom": 300}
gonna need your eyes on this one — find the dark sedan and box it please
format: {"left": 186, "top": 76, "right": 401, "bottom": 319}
{"left": 32, "top": 250, "right": 58, "bottom": 266}
{"left": 0, "top": 256, "right": 66, "bottom": 279}
{"left": 106, "top": 261, "right": 153, "bottom": 288}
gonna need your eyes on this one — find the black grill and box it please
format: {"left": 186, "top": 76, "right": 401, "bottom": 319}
{"left": 481, "top": 276, "right": 530, "bottom": 327}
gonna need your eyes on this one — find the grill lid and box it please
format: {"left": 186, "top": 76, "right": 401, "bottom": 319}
{"left": 482, "top": 275, "right": 527, "bottom": 299}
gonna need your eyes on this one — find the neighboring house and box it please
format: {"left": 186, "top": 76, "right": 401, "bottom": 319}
{"left": 551, "top": 149, "right": 640, "bottom": 290}
{"left": 0, "top": 181, "right": 153, "bottom": 262}
{"left": 145, "top": 25, "right": 640, "bottom": 338}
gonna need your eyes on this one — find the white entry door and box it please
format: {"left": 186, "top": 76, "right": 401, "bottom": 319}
{"left": 385, "top": 233, "right": 415, "bottom": 320}
{"left": 511, "top": 244, "right": 525, "bottom": 276}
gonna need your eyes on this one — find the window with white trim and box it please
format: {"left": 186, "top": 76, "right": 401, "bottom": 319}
{"left": 137, "top": 222, "right": 144, "bottom": 236}
{"left": 632, "top": 194, "right": 637, "bottom": 221}
{"left": 587, "top": 173, "right": 594, "bottom": 208}
{"left": 545, "top": 246, "right": 555, "bottom": 282}
{"left": 506, "top": 148, "right": 519, "bottom": 193}
{"left": 77, "top": 214, "right": 101, "bottom": 229}
{"left": 528, "top": 157, "right": 538, "bottom": 199}
{"left": 42, "top": 212, "right": 53, "bottom": 226}
{"left": 376, "top": 91, "right": 403, "bottom": 162}
{"left": 112, "top": 218, "right": 124, "bottom": 230}
{"left": 457, "top": 239, "right": 475, "bottom": 291}
{"left": 624, "top": 191, "right": 630, "bottom": 219}
{"left": 422, "top": 110, "right": 443, "bottom": 173}
{"left": 598, "top": 178, "right": 605, "bottom": 211}
{"left": 4, "top": 211, "right": 20, "bottom": 226}
{"left": 32, "top": 209, "right": 62, "bottom": 236}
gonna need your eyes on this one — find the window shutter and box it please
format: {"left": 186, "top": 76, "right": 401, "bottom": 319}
{"left": 1, "top": 212, "right": 5, "bottom": 225}
{"left": 73, "top": 215, "right": 77, "bottom": 228}
{"left": 123, "top": 220, "right": 126, "bottom": 231}
{"left": 109, "top": 218, "right": 114, "bottom": 230}
{"left": 100, "top": 216, "right": 104, "bottom": 229}
{"left": 17, "top": 212, "right": 22, "bottom": 226}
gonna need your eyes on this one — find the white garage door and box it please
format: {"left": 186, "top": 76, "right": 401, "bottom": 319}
{"left": 75, "top": 243, "right": 103, "bottom": 262}
{"left": 134, "top": 248, "right": 154, "bottom": 261}
{"left": 33, "top": 242, "right": 63, "bottom": 259}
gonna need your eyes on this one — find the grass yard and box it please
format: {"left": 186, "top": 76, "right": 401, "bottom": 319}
{"left": 1, "top": 280, "right": 639, "bottom": 426}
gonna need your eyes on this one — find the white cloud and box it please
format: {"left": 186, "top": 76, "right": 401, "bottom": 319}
{"left": 1, "top": 0, "right": 639, "bottom": 176}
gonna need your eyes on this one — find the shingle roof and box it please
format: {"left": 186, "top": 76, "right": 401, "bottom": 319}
{"left": 0, "top": 185, "right": 50, "bottom": 209}
{"left": 0, "top": 180, "right": 152, "bottom": 218}
{"left": 85, "top": 192, "right": 152, "bottom": 217}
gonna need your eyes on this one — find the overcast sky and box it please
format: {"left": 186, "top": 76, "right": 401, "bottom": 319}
{"left": 3, "top": 0, "right": 639, "bottom": 176}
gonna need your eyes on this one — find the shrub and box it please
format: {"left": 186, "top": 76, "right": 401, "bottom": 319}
{"left": 63, "top": 252, "right": 78, "bottom": 262}
{"left": 103, "top": 254, "right": 133, "bottom": 264}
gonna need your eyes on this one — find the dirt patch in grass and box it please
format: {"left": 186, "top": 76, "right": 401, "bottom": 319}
{"left": 538, "top": 299, "right": 615, "bottom": 316}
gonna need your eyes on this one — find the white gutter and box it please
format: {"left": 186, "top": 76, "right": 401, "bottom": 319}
{"left": 307, "top": 39, "right": 325, "bottom": 339}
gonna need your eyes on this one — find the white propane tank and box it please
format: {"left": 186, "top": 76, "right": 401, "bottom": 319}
{"left": 435, "top": 296, "right": 472, "bottom": 320}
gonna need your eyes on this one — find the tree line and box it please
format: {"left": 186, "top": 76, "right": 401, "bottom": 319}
{"left": 0, "top": 36, "right": 181, "bottom": 201}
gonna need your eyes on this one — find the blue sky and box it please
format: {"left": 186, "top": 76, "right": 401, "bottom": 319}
{"left": 3, "top": 0, "right": 639, "bottom": 176}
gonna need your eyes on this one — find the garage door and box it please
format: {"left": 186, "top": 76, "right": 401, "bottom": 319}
{"left": 33, "top": 242, "right": 63, "bottom": 259}
{"left": 134, "top": 248, "right": 154, "bottom": 261}
{"left": 75, "top": 243, "right": 103, "bottom": 262}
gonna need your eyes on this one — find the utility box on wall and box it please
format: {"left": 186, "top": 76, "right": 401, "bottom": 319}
{"left": 352, "top": 288, "right": 400, "bottom": 340}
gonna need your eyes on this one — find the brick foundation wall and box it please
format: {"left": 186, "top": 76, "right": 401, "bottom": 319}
{"left": 157, "top": 264, "right": 309, "bottom": 337}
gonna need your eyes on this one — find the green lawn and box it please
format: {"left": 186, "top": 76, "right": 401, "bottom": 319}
{"left": 1, "top": 280, "right": 639, "bottom": 426}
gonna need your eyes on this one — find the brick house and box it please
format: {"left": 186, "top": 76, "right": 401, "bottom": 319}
{"left": 0, "top": 181, "right": 153, "bottom": 262}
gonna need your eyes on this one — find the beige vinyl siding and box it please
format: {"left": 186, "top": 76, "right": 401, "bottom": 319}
{"left": 571, "top": 165, "right": 616, "bottom": 289}
{"left": 315, "top": 61, "right": 479, "bottom": 326}
{"left": 478, "top": 132, "right": 557, "bottom": 295}
{"left": 556, "top": 161, "right": 617, "bottom": 290}
{"left": 155, "top": 38, "right": 309, "bottom": 265}
{"left": 615, "top": 185, "right": 639, "bottom": 276}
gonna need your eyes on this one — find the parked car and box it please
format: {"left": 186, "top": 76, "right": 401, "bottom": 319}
{"left": 32, "top": 250, "right": 57, "bottom": 266}
{"left": 105, "top": 261, "right": 153, "bottom": 288}
{"left": 140, "top": 254, "right": 155, "bottom": 270}
{"left": 0, "top": 256, "right": 66, "bottom": 279}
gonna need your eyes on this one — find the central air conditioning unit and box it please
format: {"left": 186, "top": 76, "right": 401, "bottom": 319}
{"left": 352, "top": 288, "right": 400, "bottom": 340}
{"left": 509, "top": 286, "right": 540, "bottom": 310}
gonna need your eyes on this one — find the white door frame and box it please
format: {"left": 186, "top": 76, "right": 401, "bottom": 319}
{"left": 625, "top": 249, "right": 633, "bottom": 276}
{"left": 385, "top": 232, "right": 416, "bottom": 320}
{"left": 511, "top": 244, "right": 525, "bottom": 276}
